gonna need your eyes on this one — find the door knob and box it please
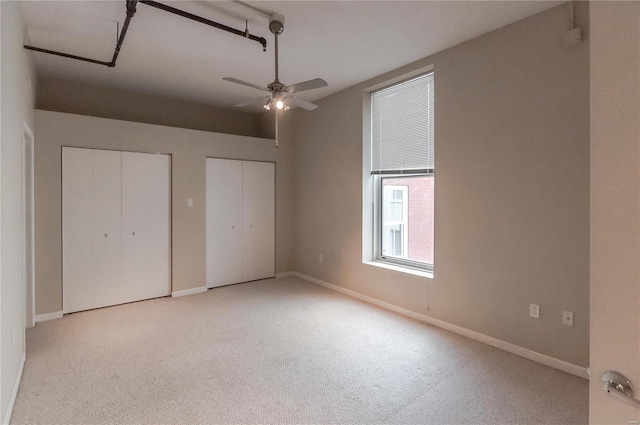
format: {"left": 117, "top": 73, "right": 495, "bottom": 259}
{"left": 104, "top": 233, "right": 108, "bottom": 237}
{"left": 132, "top": 231, "right": 136, "bottom": 236}
{"left": 602, "top": 371, "right": 640, "bottom": 408}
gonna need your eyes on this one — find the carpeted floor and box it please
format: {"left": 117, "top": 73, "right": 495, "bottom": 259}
{"left": 11, "top": 276, "right": 588, "bottom": 424}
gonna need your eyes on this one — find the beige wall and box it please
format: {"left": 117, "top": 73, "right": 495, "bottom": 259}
{"left": 37, "top": 76, "right": 269, "bottom": 139}
{"left": 286, "top": 3, "right": 590, "bottom": 367}
{"left": 590, "top": 2, "right": 640, "bottom": 423}
{"left": 0, "top": 1, "right": 38, "bottom": 422}
{"left": 34, "top": 110, "right": 294, "bottom": 315}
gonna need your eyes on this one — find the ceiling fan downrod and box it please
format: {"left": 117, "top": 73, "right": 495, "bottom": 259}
{"left": 269, "top": 14, "right": 285, "bottom": 84}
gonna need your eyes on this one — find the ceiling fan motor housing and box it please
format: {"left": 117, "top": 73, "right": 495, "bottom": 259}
{"left": 269, "top": 14, "right": 285, "bottom": 35}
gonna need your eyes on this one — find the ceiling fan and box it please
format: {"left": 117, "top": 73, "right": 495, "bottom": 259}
{"left": 223, "top": 14, "right": 328, "bottom": 112}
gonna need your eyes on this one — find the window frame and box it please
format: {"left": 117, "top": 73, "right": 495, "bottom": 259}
{"left": 366, "top": 69, "right": 435, "bottom": 275}
{"left": 374, "top": 172, "right": 434, "bottom": 273}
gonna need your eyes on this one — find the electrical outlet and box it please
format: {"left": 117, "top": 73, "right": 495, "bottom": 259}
{"left": 319, "top": 254, "right": 324, "bottom": 263}
{"left": 187, "top": 198, "right": 193, "bottom": 207}
{"left": 562, "top": 311, "right": 574, "bottom": 327}
{"left": 530, "top": 304, "right": 539, "bottom": 318}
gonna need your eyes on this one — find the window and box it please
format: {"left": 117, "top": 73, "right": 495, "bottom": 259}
{"left": 371, "top": 72, "right": 434, "bottom": 272}
{"left": 382, "top": 185, "right": 408, "bottom": 257}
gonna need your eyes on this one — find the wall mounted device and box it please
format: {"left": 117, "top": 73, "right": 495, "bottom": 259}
{"left": 563, "top": 27, "right": 581, "bottom": 46}
{"left": 563, "top": 1, "right": 582, "bottom": 46}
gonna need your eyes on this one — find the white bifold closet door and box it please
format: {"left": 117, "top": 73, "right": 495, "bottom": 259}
{"left": 242, "top": 161, "right": 276, "bottom": 282}
{"left": 121, "top": 152, "right": 171, "bottom": 301}
{"left": 206, "top": 158, "right": 244, "bottom": 287}
{"left": 206, "top": 158, "right": 275, "bottom": 288}
{"left": 63, "top": 147, "right": 170, "bottom": 313}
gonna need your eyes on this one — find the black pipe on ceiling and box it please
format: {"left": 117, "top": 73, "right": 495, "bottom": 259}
{"left": 21, "top": 46, "right": 113, "bottom": 67}
{"left": 109, "top": 0, "right": 139, "bottom": 67}
{"left": 24, "top": 0, "right": 138, "bottom": 68}
{"left": 139, "top": 0, "right": 267, "bottom": 51}
{"left": 23, "top": 0, "right": 267, "bottom": 67}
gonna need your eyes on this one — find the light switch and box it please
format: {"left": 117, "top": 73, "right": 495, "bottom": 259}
{"left": 187, "top": 198, "right": 193, "bottom": 207}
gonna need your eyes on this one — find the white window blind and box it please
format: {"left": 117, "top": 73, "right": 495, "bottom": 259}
{"left": 371, "top": 72, "right": 434, "bottom": 173}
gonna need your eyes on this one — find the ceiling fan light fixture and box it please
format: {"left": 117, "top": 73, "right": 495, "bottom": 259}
{"left": 263, "top": 97, "right": 289, "bottom": 111}
{"left": 275, "top": 98, "right": 290, "bottom": 110}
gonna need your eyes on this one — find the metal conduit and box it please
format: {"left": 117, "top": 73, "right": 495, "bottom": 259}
{"left": 139, "top": 0, "right": 267, "bottom": 51}
{"left": 23, "top": 0, "right": 266, "bottom": 67}
{"left": 24, "top": 0, "right": 138, "bottom": 67}
{"left": 109, "top": 0, "right": 139, "bottom": 66}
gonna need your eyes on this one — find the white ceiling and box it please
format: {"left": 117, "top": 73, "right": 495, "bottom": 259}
{"left": 20, "top": 0, "right": 563, "bottom": 111}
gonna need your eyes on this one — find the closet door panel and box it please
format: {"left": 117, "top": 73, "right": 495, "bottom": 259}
{"left": 206, "top": 158, "right": 244, "bottom": 287}
{"left": 242, "top": 161, "right": 275, "bottom": 282}
{"left": 122, "top": 152, "right": 171, "bottom": 300}
{"left": 62, "top": 147, "right": 95, "bottom": 313}
{"left": 91, "top": 149, "right": 124, "bottom": 309}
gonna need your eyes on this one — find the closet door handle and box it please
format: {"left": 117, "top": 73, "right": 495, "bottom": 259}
{"left": 132, "top": 231, "right": 136, "bottom": 236}
{"left": 231, "top": 226, "right": 236, "bottom": 230}
{"left": 104, "top": 233, "right": 108, "bottom": 238}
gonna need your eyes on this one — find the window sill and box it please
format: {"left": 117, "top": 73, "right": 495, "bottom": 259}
{"left": 363, "top": 261, "right": 433, "bottom": 279}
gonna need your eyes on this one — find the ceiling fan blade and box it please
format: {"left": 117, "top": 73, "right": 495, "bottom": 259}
{"left": 286, "top": 78, "right": 328, "bottom": 94}
{"left": 287, "top": 96, "right": 318, "bottom": 111}
{"left": 236, "top": 96, "right": 270, "bottom": 108}
{"left": 223, "top": 77, "right": 268, "bottom": 92}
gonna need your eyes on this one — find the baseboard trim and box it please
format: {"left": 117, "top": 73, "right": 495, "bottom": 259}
{"left": 171, "top": 286, "right": 207, "bottom": 298}
{"left": 35, "top": 311, "right": 63, "bottom": 323}
{"left": 292, "top": 271, "right": 589, "bottom": 380}
{"left": 275, "top": 271, "right": 295, "bottom": 278}
{"left": 3, "top": 353, "right": 26, "bottom": 425}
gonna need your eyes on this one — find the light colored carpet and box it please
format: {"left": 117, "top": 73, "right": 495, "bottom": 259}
{"left": 11, "top": 276, "right": 588, "bottom": 424}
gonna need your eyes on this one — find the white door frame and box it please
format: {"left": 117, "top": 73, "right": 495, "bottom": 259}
{"left": 23, "top": 122, "right": 35, "bottom": 329}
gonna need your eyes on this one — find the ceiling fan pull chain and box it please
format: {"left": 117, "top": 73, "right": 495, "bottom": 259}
{"left": 275, "top": 108, "right": 279, "bottom": 148}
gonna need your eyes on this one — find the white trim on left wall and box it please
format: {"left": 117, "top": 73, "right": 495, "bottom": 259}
{"left": 23, "top": 121, "right": 36, "bottom": 330}
{"left": 2, "top": 353, "right": 25, "bottom": 425}
{"left": 35, "top": 311, "right": 63, "bottom": 323}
